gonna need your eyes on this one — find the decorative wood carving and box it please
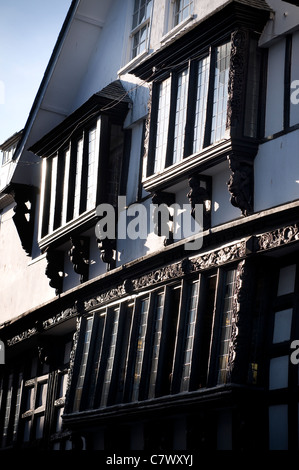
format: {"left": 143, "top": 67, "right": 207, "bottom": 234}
{"left": 45, "top": 248, "right": 64, "bottom": 295}
{"left": 9, "top": 220, "right": 299, "bottom": 351}
{"left": 97, "top": 237, "right": 116, "bottom": 267}
{"left": 227, "top": 156, "right": 253, "bottom": 216}
{"left": 68, "top": 237, "right": 89, "bottom": 283}
{"left": 258, "top": 223, "right": 299, "bottom": 251}
{"left": 187, "top": 174, "right": 211, "bottom": 230}
{"left": 42, "top": 306, "right": 78, "bottom": 330}
{"left": 227, "top": 29, "right": 249, "bottom": 136}
{"left": 190, "top": 241, "right": 246, "bottom": 272}
{"left": 6, "top": 327, "right": 37, "bottom": 347}
{"left": 64, "top": 316, "right": 82, "bottom": 412}
{"left": 226, "top": 259, "right": 254, "bottom": 384}
{"left": 84, "top": 283, "right": 127, "bottom": 310}
{"left": 12, "top": 185, "right": 35, "bottom": 256}
{"left": 151, "top": 191, "right": 175, "bottom": 245}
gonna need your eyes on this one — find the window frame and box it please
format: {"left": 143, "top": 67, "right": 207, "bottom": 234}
{"left": 39, "top": 116, "right": 102, "bottom": 241}
{"left": 266, "top": 257, "right": 299, "bottom": 450}
{"left": 173, "top": 0, "right": 194, "bottom": 28}
{"left": 130, "top": 0, "right": 153, "bottom": 61}
{"left": 66, "top": 263, "right": 243, "bottom": 415}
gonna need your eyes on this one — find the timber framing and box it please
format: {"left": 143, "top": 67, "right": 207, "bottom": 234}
{"left": 2, "top": 199, "right": 299, "bottom": 356}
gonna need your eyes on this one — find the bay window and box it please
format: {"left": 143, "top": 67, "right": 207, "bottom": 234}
{"left": 40, "top": 118, "right": 101, "bottom": 239}
{"left": 147, "top": 41, "right": 231, "bottom": 176}
{"left": 67, "top": 262, "right": 242, "bottom": 416}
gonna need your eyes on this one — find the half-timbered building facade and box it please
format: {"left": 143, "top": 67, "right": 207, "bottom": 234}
{"left": 1, "top": 0, "right": 299, "bottom": 451}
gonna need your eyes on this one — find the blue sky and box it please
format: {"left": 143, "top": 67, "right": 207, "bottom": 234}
{"left": 0, "top": 0, "right": 72, "bottom": 144}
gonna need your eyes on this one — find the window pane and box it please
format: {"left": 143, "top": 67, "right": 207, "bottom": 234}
{"left": 131, "top": 298, "right": 150, "bottom": 401}
{"left": 13, "top": 372, "right": 23, "bottom": 438}
{"left": 181, "top": 281, "right": 199, "bottom": 392}
{"left": 273, "top": 308, "right": 293, "bottom": 343}
{"left": 211, "top": 42, "right": 231, "bottom": 144}
{"left": 25, "top": 386, "right": 35, "bottom": 411}
{"left": 73, "top": 137, "right": 83, "bottom": 219}
{"left": 35, "top": 414, "right": 45, "bottom": 439}
{"left": 132, "top": 24, "right": 149, "bottom": 58}
{"left": 86, "top": 126, "right": 97, "bottom": 212}
{"left": 73, "top": 317, "right": 93, "bottom": 411}
{"left": 277, "top": 264, "right": 296, "bottom": 296}
{"left": 36, "top": 381, "right": 48, "bottom": 408}
{"left": 193, "top": 56, "right": 210, "bottom": 153}
{"left": 23, "top": 419, "right": 32, "bottom": 442}
{"left": 48, "top": 155, "right": 58, "bottom": 233}
{"left": 173, "top": 69, "right": 189, "bottom": 164}
{"left": 61, "top": 148, "right": 70, "bottom": 225}
{"left": 154, "top": 78, "right": 171, "bottom": 173}
{"left": 148, "top": 293, "right": 165, "bottom": 398}
{"left": 2, "top": 373, "right": 13, "bottom": 446}
{"left": 131, "top": 0, "right": 152, "bottom": 59}
{"left": 174, "top": 0, "right": 193, "bottom": 27}
{"left": 269, "top": 404, "right": 288, "bottom": 450}
{"left": 217, "top": 269, "right": 236, "bottom": 385}
{"left": 269, "top": 356, "right": 289, "bottom": 390}
{"left": 100, "top": 307, "right": 120, "bottom": 407}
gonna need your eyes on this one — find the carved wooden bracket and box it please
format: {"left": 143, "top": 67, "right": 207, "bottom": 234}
{"left": 45, "top": 248, "right": 64, "bottom": 295}
{"left": 151, "top": 191, "right": 175, "bottom": 246}
{"left": 11, "top": 184, "right": 35, "bottom": 256}
{"left": 68, "top": 237, "right": 89, "bottom": 283}
{"left": 187, "top": 174, "right": 211, "bottom": 230}
{"left": 96, "top": 210, "right": 116, "bottom": 268}
{"left": 227, "top": 155, "right": 253, "bottom": 217}
{"left": 97, "top": 237, "right": 116, "bottom": 268}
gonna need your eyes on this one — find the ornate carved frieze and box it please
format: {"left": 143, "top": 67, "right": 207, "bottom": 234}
{"left": 190, "top": 241, "right": 246, "bottom": 272}
{"left": 68, "top": 237, "right": 89, "bottom": 283}
{"left": 6, "top": 305, "right": 77, "bottom": 348}
{"left": 42, "top": 306, "right": 78, "bottom": 330}
{"left": 84, "top": 283, "right": 127, "bottom": 310}
{"left": 7, "top": 327, "right": 37, "bottom": 347}
{"left": 257, "top": 223, "right": 299, "bottom": 251}
{"left": 131, "top": 260, "right": 186, "bottom": 291}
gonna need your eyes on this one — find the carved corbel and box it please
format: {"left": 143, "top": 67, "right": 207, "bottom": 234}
{"left": 11, "top": 185, "right": 35, "bottom": 256}
{"left": 227, "top": 155, "right": 253, "bottom": 217}
{"left": 151, "top": 191, "right": 175, "bottom": 246}
{"left": 97, "top": 237, "right": 116, "bottom": 268}
{"left": 187, "top": 174, "right": 211, "bottom": 230}
{"left": 68, "top": 237, "right": 89, "bottom": 283}
{"left": 45, "top": 248, "right": 64, "bottom": 295}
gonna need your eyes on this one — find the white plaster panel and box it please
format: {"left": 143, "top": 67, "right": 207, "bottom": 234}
{"left": 211, "top": 167, "right": 241, "bottom": 227}
{"left": 254, "top": 130, "right": 299, "bottom": 211}
{"left": 264, "top": 38, "right": 285, "bottom": 137}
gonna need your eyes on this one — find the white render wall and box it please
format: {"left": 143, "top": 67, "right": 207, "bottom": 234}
{"left": 0, "top": 204, "right": 54, "bottom": 323}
